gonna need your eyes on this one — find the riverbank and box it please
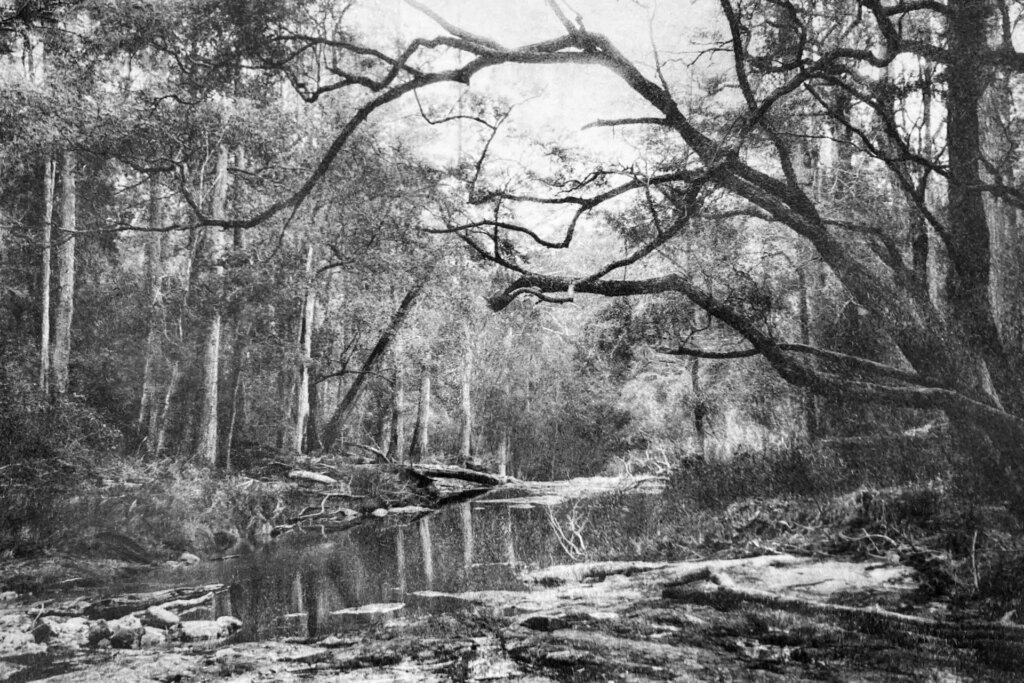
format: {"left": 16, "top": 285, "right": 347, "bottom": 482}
{"left": 3, "top": 471, "right": 1024, "bottom": 680}
{"left": 4, "top": 548, "right": 1024, "bottom": 681}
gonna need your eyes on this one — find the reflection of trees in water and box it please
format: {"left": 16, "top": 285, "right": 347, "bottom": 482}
{"left": 419, "top": 517, "right": 434, "bottom": 590}
{"left": 221, "top": 494, "right": 665, "bottom": 639}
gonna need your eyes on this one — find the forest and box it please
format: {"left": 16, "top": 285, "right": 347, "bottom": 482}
{"left": 2, "top": 0, "right": 1024, "bottom": 680}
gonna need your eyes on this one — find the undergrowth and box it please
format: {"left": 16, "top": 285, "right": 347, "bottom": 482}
{"left": 653, "top": 440, "right": 1024, "bottom": 618}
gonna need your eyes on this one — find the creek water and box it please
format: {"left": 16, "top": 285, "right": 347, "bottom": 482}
{"left": 130, "top": 487, "right": 664, "bottom": 641}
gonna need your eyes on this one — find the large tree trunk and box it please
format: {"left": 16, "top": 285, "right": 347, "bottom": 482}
{"left": 291, "top": 244, "right": 316, "bottom": 454}
{"left": 50, "top": 149, "right": 75, "bottom": 399}
{"left": 320, "top": 281, "right": 427, "bottom": 451}
{"left": 39, "top": 154, "right": 55, "bottom": 395}
{"left": 138, "top": 176, "right": 165, "bottom": 453}
{"left": 408, "top": 371, "right": 431, "bottom": 463}
{"left": 195, "top": 146, "right": 228, "bottom": 466}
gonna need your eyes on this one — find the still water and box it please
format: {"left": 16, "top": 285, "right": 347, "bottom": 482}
{"left": 134, "top": 488, "right": 663, "bottom": 641}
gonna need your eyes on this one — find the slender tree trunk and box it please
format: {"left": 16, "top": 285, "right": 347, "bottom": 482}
{"left": 797, "top": 262, "right": 818, "bottom": 442}
{"left": 458, "top": 330, "right": 473, "bottom": 462}
{"left": 690, "top": 357, "right": 706, "bottom": 459}
{"left": 155, "top": 234, "right": 199, "bottom": 457}
{"left": 138, "top": 176, "right": 165, "bottom": 453}
{"left": 320, "top": 281, "right": 427, "bottom": 451}
{"left": 39, "top": 154, "right": 54, "bottom": 394}
{"left": 496, "top": 430, "right": 510, "bottom": 477}
{"left": 50, "top": 149, "right": 76, "bottom": 399}
{"left": 408, "top": 371, "right": 431, "bottom": 463}
{"left": 222, "top": 319, "right": 250, "bottom": 470}
{"left": 292, "top": 244, "right": 315, "bottom": 454}
{"left": 306, "top": 378, "right": 322, "bottom": 452}
{"left": 196, "top": 145, "right": 228, "bottom": 466}
{"left": 387, "top": 350, "right": 405, "bottom": 463}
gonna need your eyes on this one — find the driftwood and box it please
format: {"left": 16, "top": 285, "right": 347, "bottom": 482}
{"left": 81, "top": 584, "right": 226, "bottom": 620}
{"left": 156, "top": 592, "right": 218, "bottom": 613}
{"left": 663, "top": 568, "right": 1024, "bottom": 645}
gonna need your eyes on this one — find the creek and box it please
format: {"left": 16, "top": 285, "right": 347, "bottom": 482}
{"left": 108, "top": 485, "right": 665, "bottom": 642}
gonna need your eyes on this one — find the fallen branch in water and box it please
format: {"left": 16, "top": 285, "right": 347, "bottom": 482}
{"left": 76, "top": 584, "right": 227, "bottom": 620}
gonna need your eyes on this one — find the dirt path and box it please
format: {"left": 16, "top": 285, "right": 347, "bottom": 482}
{"left": 4, "top": 552, "right": 1020, "bottom": 681}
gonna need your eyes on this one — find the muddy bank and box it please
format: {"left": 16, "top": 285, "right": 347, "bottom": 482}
{"left": 3, "top": 552, "right": 1023, "bottom": 681}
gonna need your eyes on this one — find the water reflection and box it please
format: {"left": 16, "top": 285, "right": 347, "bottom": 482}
{"left": 159, "top": 491, "right": 661, "bottom": 641}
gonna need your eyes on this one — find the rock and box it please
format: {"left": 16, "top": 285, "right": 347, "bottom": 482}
{"left": 141, "top": 626, "right": 168, "bottom": 647}
{"left": 31, "top": 619, "right": 56, "bottom": 643}
{"left": 54, "top": 617, "right": 91, "bottom": 647}
{"left": 109, "top": 615, "right": 145, "bottom": 649}
{"left": 216, "top": 615, "right": 243, "bottom": 634}
{"left": 143, "top": 605, "right": 180, "bottom": 629}
{"left": 87, "top": 619, "right": 112, "bottom": 647}
{"left": 210, "top": 647, "right": 262, "bottom": 675}
{"left": 174, "top": 619, "right": 228, "bottom": 641}
{"left": 178, "top": 552, "right": 201, "bottom": 565}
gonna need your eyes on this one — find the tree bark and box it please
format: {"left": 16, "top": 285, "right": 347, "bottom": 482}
{"left": 39, "top": 154, "right": 55, "bottom": 395}
{"left": 50, "top": 149, "right": 75, "bottom": 399}
{"left": 796, "top": 261, "right": 819, "bottom": 441}
{"left": 496, "top": 430, "right": 510, "bottom": 477}
{"left": 138, "top": 176, "right": 165, "bottom": 453}
{"left": 306, "top": 374, "right": 322, "bottom": 453}
{"left": 222, "top": 319, "right": 250, "bottom": 470}
{"left": 457, "top": 329, "right": 473, "bottom": 462}
{"left": 408, "top": 370, "right": 431, "bottom": 463}
{"left": 320, "top": 281, "right": 427, "bottom": 451}
{"left": 196, "top": 145, "right": 228, "bottom": 466}
{"left": 387, "top": 350, "right": 405, "bottom": 463}
{"left": 291, "top": 244, "right": 316, "bottom": 454}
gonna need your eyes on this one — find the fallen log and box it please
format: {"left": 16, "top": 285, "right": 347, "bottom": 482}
{"left": 288, "top": 470, "right": 338, "bottom": 486}
{"left": 663, "top": 568, "right": 1024, "bottom": 644}
{"left": 402, "top": 464, "right": 514, "bottom": 487}
{"left": 526, "top": 561, "right": 669, "bottom": 586}
{"left": 81, "top": 584, "right": 226, "bottom": 620}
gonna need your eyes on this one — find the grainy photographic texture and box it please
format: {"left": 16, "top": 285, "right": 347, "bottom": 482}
{"left": 2, "top": 1, "right": 1024, "bottom": 679}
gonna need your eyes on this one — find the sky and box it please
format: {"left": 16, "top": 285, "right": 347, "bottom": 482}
{"left": 343, "top": 0, "right": 722, "bottom": 258}
{"left": 348, "top": 0, "right": 720, "bottom": 144}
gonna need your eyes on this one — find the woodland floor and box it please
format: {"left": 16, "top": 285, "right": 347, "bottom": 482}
{"left": 2, "top": 473, "right": 1024, "bottom": 681}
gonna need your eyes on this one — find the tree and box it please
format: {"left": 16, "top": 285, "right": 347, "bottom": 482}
{"left": 195, "top": 145, "right": 229, "bottom": 466}
{"left": 201, "top": 0, "right": 1024, "bottom": 494}
{"left": 50, "top": 149, "right": 75, "bottom": 398}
